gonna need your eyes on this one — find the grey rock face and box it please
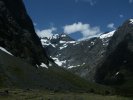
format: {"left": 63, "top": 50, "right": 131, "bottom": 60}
{"left": 95, "top": 19, "right": 133, "bottom": 88}
{"left": 41, "top": 32, "right": 114, "bottom": 81}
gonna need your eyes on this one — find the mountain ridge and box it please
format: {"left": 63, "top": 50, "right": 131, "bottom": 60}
{"left": 95, "top": 19, "right": 133, "bottom": 92}
{"left": 40, "top": 19, "right": 133, "bottom": 95}
{"left": 41, "top": 30, "right": 115, "bottom": 81}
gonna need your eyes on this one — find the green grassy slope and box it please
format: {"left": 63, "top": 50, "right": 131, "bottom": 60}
{"left": 0, "top": 89, "right": 132, "bottom": 100}
{"left": 0, "top": 50, "right": 113, "bottom": 94}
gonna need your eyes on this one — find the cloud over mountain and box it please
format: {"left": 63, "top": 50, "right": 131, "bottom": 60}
{"left": 107, "top": 23, "right": 116, "bottom": 30}
{"left": 63, "top": 22, "right": 101, "bottom": 40}
{"left": 36, "top": 27, "right": 56, "bottom": 38}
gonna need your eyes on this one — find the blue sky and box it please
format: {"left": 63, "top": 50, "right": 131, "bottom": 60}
{"left": 24, "top": 0, "right": 133, "bottom": 40}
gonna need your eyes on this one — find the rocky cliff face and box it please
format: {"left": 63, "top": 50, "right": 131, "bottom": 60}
{"left": 41, "top": 31, "right": 115, "bottom": 81}
{"left": 41, "top": 20, "right": 133, "bottom": 85}
{"left": 0, "top": 0, "right": 49, "bottom": 65}
{"left": 95, "top": 19, "right": 133, "bottom": 92}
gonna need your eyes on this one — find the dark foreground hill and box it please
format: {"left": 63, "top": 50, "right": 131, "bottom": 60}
{"left": 0, "top": 0, "right": 49, "bottom": 65}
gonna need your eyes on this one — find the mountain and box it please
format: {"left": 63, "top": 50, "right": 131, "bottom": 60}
{"left": 95, "top": 19, "right": 133, "bottom": 94}
{"left": 0, "top": 0, "right": 49, "bottom": 65}
{"left": 41, "top": 31, "right": 115, "bottom": 81}
{"left": 41, "top": 19, "right": 133, "bottom": 95}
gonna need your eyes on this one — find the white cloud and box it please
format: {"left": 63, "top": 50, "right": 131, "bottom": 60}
{"left": 36, "top": 27, "right": 56, "bottom": 38}
{"left": 75, "top": 0, "right": 96, "bottom": 6}
{"left": 33, "top": 22, "right": 37, "bottom": 26}
{"left": 107, "top": 23, "right": 116, "bottom": 30}
{"left": 129, "top": 0, "right": 133, "bottom": 3}
{"left": 63, "top": 22, "right": 101, "bottom": 40}
{"left": 119, "top": 14, "right": 124, "bottom": 18}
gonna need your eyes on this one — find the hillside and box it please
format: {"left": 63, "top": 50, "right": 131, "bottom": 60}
{"left": 95, "top": 19, "right": 133, "bottom": 95}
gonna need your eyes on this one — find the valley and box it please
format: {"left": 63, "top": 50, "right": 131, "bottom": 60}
{"left": 0, "top": 0, "right": 133, "bottom": 99}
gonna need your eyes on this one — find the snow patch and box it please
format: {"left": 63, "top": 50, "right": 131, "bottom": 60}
{"left": 100, "top": 30, "right": 115, "bottom": 39}
{"left": 55, "top": 61, "right": 62, "bottom": 66}
{"left": 59, "top": 45, "right": 68, "bottom": 50}
{"left": 52, "top": 34, "right": 59, "bottom": 39}
{"left": 60, "top": 41, "right": 66, "bottom": 44}
{"left": 73, "top": 42, "right": 80, "bottom": 46}
{"left": 51, "top": 44, "right": 56, "bottom": 48}
{"left": 41, "top": 39, "right": 50, "bottom": 46}
{"left": 61, "top": 34, "right": 67, "bottom": 37}
{"left": 0, "top": 46, "right": 13, "bottom": 56}
{"left": 88, "top": 46, "right": 91, "bottom": 48}
{"left": 82, "top": 63, "right": 85, "bottom": 65}
{"left": 57, "top": 54, "right": 61, "bottom": 57}
{"left": 40, "top": 63, "right": 48, "bottom": 69}
{"left": 60, "top": 41, "right": 76, "bottom": 44}
{"left": 68, "top": 66, "right": 77, "bottom": 69}
{"left": 49, "top": 63, "right": 52, "bottom": 67}
{"left": 41, "top": 39, "right": 48, "bottom": 42}
{"left": 36, "top": 64, "right": 39, "bottom": 68}
{"left": 91, "top": 41, "right": 95, "bottom": 45}
{"left": 68, "top": 41, "right": 76, "bottom": 44}
{"left": 52, "top": 57, "right": 66, "bottom": 66}
{"left": 115, "top": 72, "right": 119, "bottom": 75}
{"left": 68, "top": 64, "right": 81, "bottom": 69}
{"left": 129, "top": 19, "right": 133, "bottom": 24}
{"left": 41, "top": 42, "right": 50, "bottom": 46}
{"left": 100, "top": 30, "right": 115, "bottom": 46}
{"left": 41, "top": 39, "right": 56, "bottom": 48}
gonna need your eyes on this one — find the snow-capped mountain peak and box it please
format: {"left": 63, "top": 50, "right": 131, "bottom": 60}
{"left": 40, "top": 30, "right": 115, "bottom": 68}
{"left": 60, "top": 33, "right": 67, "bottom": 38}
{"left": 40, "top": 33, "right": 75, "bottom": 48}
{"left": 99, "top": 30, "right": 115, "bottom": 39}
{"left": 51, "top": 34, "right": 59, "bottom": 39}
{"left": 99, "top": 30, "right": 115, "bottom": 46}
